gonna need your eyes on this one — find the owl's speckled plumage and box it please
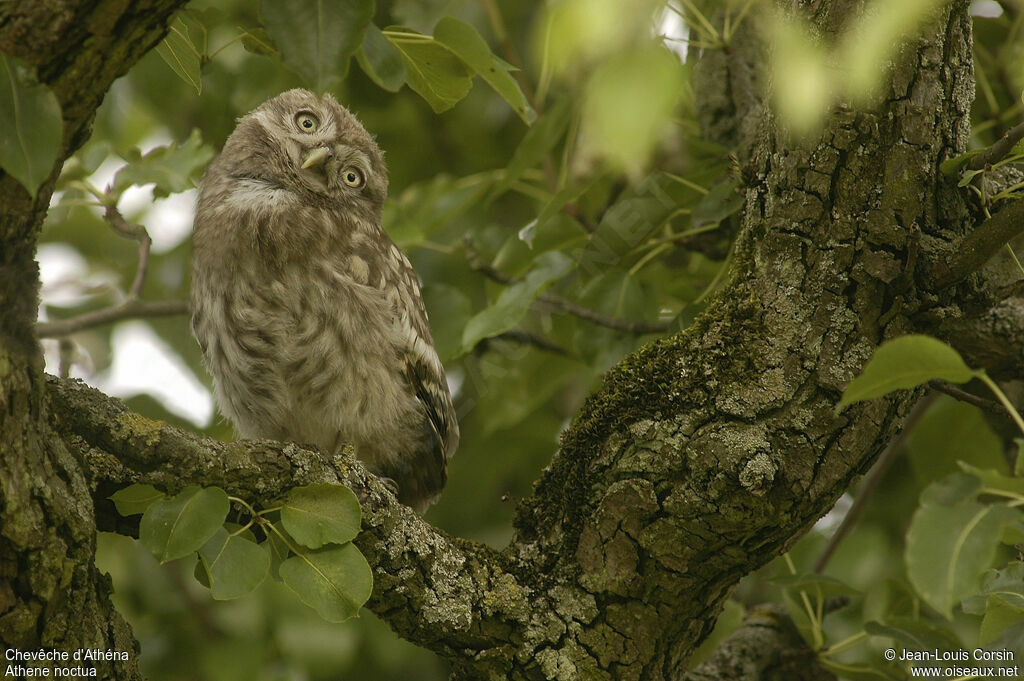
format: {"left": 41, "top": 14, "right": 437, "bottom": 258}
{"left": 190, "top": 89, "right": 458, "bottom": 511}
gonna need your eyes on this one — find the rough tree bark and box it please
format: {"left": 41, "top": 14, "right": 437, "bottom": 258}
{"left": 2, "top": 1, "right": 1021, "bottom": 680}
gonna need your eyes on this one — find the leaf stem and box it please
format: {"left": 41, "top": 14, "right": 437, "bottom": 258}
{"left": 977, "top": 372, "right": 1024, "bottom": 436}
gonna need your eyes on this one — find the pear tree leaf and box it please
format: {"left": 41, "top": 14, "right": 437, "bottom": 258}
{"left": 198, "top": 527, "right": 271, "bottom": 600}
{"left": 112, "top": 129, "right": 214, "bottom": 198}
{"left": 0, "top": 54, "right": 63, "bottom": 199}
{"left": 838, "top": 335, "right": 977, "bottom": 411}
{"left": 240, "top": 27, "right": 278, "bottom": 57}
{"left": 461, "top": 251, "right": 574, "bottom": 352}
{"left": 357, "top": 23, "right": 406, "bottom": 92}
{"left": 280, "top": 544, "right": 373, "bottom": 622}
{"left": 939, "top": 149, "right": 981, "bottom": 176}
{"left": 281, "top": 483, "right": 362, "bottom": 549}
{"left": 260, "top": 0, "right": 375, "bottom": 90}
{"left": 905, "top": 493, "right": 1018, "bottom": 619}
{"left": 433, "top": 17, "right": 534, "bottom": 123}
{"left": 493, "top": 97, "right": 572, "bottom": 199}
{"left": 156, "top": 14, "right": 204, "bottom": 94}
{"left": 111, "top": 483, "right": 166, "bottom": 516}
{"left": 140, "top": 486, "right": 230, "bottom": 563}
{"left": 385, "top": 26, "right": 472, "bottom": 112}
{"left": 691, "top": 178, "right": 742, "bottom": 228}
{"left": 864, "top": 618, "right": 962, "bottom": 653}
{"left": 769, "top": 573, "right": 861, "bottom": 597}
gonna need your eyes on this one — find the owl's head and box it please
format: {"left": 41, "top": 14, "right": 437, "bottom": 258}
{"left": 222, "top": 89, "right": 388, "bottom": 209}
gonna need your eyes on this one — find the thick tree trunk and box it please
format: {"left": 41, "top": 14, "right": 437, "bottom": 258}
{"left": 4, "top": 1, "right": 1019, "bottom": 680}
{"left": 0, "top": 2, "right": 186, "bottom": 677}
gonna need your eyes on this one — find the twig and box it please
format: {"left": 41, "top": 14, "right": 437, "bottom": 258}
{"left": 465, "top": 240, "right": 674, "bottom": 335}
{"left": 968, "top": 119, "right": 1024, "bottom": 171}
{"left": 36, "top": 299, "right": 189, "bottom": 338}
{"left": 103, "top": 203, "right": 152, "bottom": 299}
{"left": 535, "top": 296, "right": 673, "bottom": 334}
{"left": 927, "top": 380, "right": 1004, "bottom": 415}
{"left": 926, "top": 199, "right": 1024, "bottom": 288}
{"left": 813, "top": 394, "right": 936, "bottom": 574}
{"left": 474, "top": 329, "right": 569, "bottom": 356}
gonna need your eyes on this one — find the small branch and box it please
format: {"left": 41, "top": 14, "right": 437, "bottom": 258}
{"left": 36, "top": 299, "right": 189, "bottom": 338}
{"left": 465, "top": 240, "right": 674, "bottom": 335}
{"left": 967, "top": 119, "right": 1024, "bottom": 171}
{"left": 813, "top": 394, "right": 936, "bottom": 574}
{"left": 474, "top": 329, "right": 570, "bottom": 356}
{"left": 103, "top": 203, "right": 152, "bottom": 299}
{"left": 928, "top": 380, "right": 1004, "bottom": 415}
{"left": 534, "top": 296, "right": 673, "bottom": 334}
{"left": 926, "top": 199, "right": 1024, "bottom": 289}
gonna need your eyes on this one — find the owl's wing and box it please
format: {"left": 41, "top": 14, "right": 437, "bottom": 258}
{"left": 397, "top": 304, "right": 460, "bottom": 459}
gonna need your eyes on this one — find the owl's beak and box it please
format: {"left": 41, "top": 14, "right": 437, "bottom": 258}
{"left": 301, "top": 146, "right": 333, "bottom": 170}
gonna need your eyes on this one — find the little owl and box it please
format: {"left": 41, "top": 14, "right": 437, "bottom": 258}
{"left": 190, "top": 89, "right": 459, "bottom": 512}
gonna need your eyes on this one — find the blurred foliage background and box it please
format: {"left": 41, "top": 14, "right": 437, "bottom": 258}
{"left": 32, "top": 0, "right": 1024, "bottom": 679}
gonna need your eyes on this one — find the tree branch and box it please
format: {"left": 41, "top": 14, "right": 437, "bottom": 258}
{"left": 36, "top": 299, "right": 189, "bottom": 338}
{"left": 924, "top": 199, "right": 1024, "bottom": 289}
{"left": 681, "top": 605, "right": 836, "bottom": 681}
{"left": 967, "top": 119, "right": 1024, "bottom": 170}
{"left": 44, "top": 374, "right": 529, "bottom": 664}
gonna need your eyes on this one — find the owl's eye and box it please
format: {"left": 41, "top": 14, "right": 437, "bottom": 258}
{"left": 341, "top": 167, "right": 365, "bottom": 188}
{"left": 295, "top": 112, "right": 320, "bottom": 132}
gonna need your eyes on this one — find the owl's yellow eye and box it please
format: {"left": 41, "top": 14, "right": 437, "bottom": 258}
{"left": 295, "top": 112, "right": 320, "bottom": 132}
{"left": 341, "top": 167, "right": 365, "bottom": 188}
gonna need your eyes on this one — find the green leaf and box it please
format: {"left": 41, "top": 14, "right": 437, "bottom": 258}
{"left": 139, "top": 486, "right": 230, "bottom": 563}
{"left": 280, "top": 544, "right": 373, "bottom": 622}
{"left": 112, "top": 129, "right": 214, "bottom": 198}
{"left": 492, "top": 97, "right": 572, "bottom": 198}
{"left": 386, "top": 27, "right": 472, "bottom": 113}
{"left": 581, "top": 48, "right": 683, "bottom": 171}
{"left": 962, "top": 562, "right": 1024, "bottom": 615}
{"left": 837, "top": 335, "right": 977, "bottom": 411}
{"left": 156, "top": 14, "right": 204, "bottom": 95}
{"left": 239, "top": 27, "right": 278, "bottom": 57}
{"left": 281, "top": 483, "right": 362, "bottom": 549}
{"left": 962, "top": 563, "right": 1024, "bottom": 648}
{"left": 357, "top": 23, "right": 406, "bottom": 92}
{"left": 691, "top": 178, "right": 743, "bottom": 228}
{"left": 980, "top": 594, "right": 1024, "bottom": 645}
{"left": 920, "top": 472, "right": 982, "bottom": 506}
{"left": 0, "top": 54, "right": 63, "bottom": 199}
{"left": 259, "top": 0, "right": 375, "bottom": 91}
{"left": 433, "top": 17, "right": 534, "bottom": 124}
{"left": 957, "top": 461, "right": 1024, "bottom": 496}
{"left": 958, "top": 168, "right": 984, "bottom": 187}
{"left": 770, "top": 573, "right": 861, "bottom": 597}
{"left": 421, "top": 282, "right": 473, "bottom": 362}
{"left": 905, "top": 496, "right": 1018, "bottom": 619}
{"left": 864, "top": 618, "right": 962, "bottom": 654}
{"left": 461, "top": 251, "right": 574, "bottom": 352}
{"left": 198, "top": 527, "right": 271, "bottom": 600}
{"left": 110, "top": 483, "right": 166, "bottom": 516}
{"left": 940, "top": 149, "right": 981, "bottom": 176}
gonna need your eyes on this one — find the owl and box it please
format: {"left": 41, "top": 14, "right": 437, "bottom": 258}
{"left": 190, "top": 89, "right": 459, "bottom": 512}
